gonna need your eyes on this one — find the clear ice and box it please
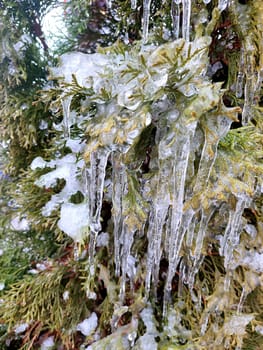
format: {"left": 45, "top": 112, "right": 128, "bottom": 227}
{"left": 142, "top": 0, "right": 152, "bottom": 42}
{"left": 182, "top": 0, "right": 191, "bottom": 41}
{"left": 87, "top": 149, "right": 111, "bottom": 259}
{"left": 31, "top": 3, "right": 263, "bottom": 342}
{"left": 171, "top": 0, "right": 181, "bottom": 39}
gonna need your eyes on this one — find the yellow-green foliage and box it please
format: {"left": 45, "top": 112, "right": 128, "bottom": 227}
{"left": 0, "top": 260, "right": 89, "bottom": 347}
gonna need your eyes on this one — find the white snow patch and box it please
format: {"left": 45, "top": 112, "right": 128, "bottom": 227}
{"left": 30, "top": 156, "right": 49, "bottom": 170}
{"left": 241, "top": 251, "right": 263, "bottom": 273}
{"left": 86, "top": 291, "right": 97, "bottom": 300}
{"left": 15, "top": 323, "right": 28, "bottom": 334}
{"left": 13, "top": 34, "right": 32, "bottom": 53}
{"left": 58, "top": 202, "right": 89, "bottom": 241}
{"left": 11, "top": 217, "right": 29, "bottom": 231}
{"left": 63, "top": 290, "right": 70, "bottom": 301}
{"left": 76, "top": 312, "right": 98, "bottom": 336}
{"left": 66, "top": 139, "right": 86, "bottom": 153}
{"left": 36, "top": 263, "right": 47, "bottom": 271}
{"left": 41, "top": 336, "right": 55, "bottom": 350}
{"left": 34, "top": 154, "right": 85, "bottom": 218}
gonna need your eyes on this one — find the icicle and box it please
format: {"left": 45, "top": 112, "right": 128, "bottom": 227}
{"left": 236, "top": 72, "right": 244, "bottom": 98}
{"left": 242, "top": 51, "right": 260, "bottom": 124}
{"left": 119, "top": 224, "right": 137, "bottom": 301}
{"left": 131, "top": 0, "right": 137, "bottom": 10}
{"left": 112, "top": 154, "right": 127, "bottom": 277}
{"left": 182, "top": 0, "right": 191, "bottom": 41}
{"left": 237, "top": 287, "right": 247, "bottom": 314}
{"left": 145, "top": 201, "right": 169, "bottom": 295}
{"left": 220, "top": 195, "right": 249, "bottom": 280}
{"left": 185, "top": 209, "right": 197, "bottom": 248}
{"left": 164, "top": 122, "right": 197, "bottom": 308}
{"left": 142, "top": 0, "right": 152, "bottom": 43}
{"left": 218, "top": 0, "right": 228, "bottom": 12}
{"left": 171, "top": 0, "right": 181, "bottom": 39}
{"left": 145, "top": 160, "right": 171, "bottom": 295}
{"left": 185, "top": 207, "right": 215, "bottom": 290}
{"left": 88, "top": 148, "right": 111, "bottom": 260}
{"left": 255, "top": 69, "right": 263, "bottom": 101}
{"left": 236, "top": 48, "right": 245, "bottom": 98}
{"left": 242, "top": 76, "right": 256, "bottom": 125}
{"left": 61, "top": 95, "right": 73, "bottom": 139}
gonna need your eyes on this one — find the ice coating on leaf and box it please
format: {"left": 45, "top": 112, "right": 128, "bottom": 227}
{"left": 226, "top": 314, "right": 255, "bottom": 335}
{"left": 51, "top": 52, "right": 108, "bottom": 85}
{"left": 193, "top": 103, "right": 238, "bottom": 193}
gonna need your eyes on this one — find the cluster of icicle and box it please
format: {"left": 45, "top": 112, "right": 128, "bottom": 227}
{"left": 32, "top": 0, "right": 262, "bottom": 321}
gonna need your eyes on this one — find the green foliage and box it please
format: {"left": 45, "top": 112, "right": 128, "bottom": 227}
{"left": 0, "top": 259, "right": 90, "bottom": 349}
{"left": 0, "top": 0, "right": 262, "bottom": 349}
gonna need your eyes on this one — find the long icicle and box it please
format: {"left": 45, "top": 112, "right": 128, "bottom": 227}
{"left": 171, "top": 0, "right": 181, "bottom": 39}
{"left": 236, "top": 47, "right": 245, "bottom": 98}
{"left": 131, "top": 0, "right": 137, "bottom": 10}
{"left": 88, "top": 148, "right": 111, "bottom": 261}
{"left": 119, "top": 224, "right": 137, "bottom": 302}
{"left": 219, "top": 195, "right": 249, "bottom": 290}
{"left": 164, "top": 122, "right": 197, "bottom": 311}
{"left": 182, "top": 0, "right": 191, "bottom": 41}
{"left": 142, "top": 0, "right": 152, "bottom": 43}
{"left": 186, "top": 207, "right": 215, "bottom": 290}
{"left": 145, "top": 164, "right": 170, "bottom": 295}
{"left": 112, "top": 153, "right": 127, "bottom": 277}
{"left": 61, "top": 95, "right": 73, "bottom": 139}
{"left": 242, "top": 53, "right": 256, "bottom": 125}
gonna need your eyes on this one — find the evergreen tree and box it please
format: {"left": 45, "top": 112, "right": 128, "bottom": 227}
{"left": 0, "top": 1, "right": 262, "bottom": 349}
